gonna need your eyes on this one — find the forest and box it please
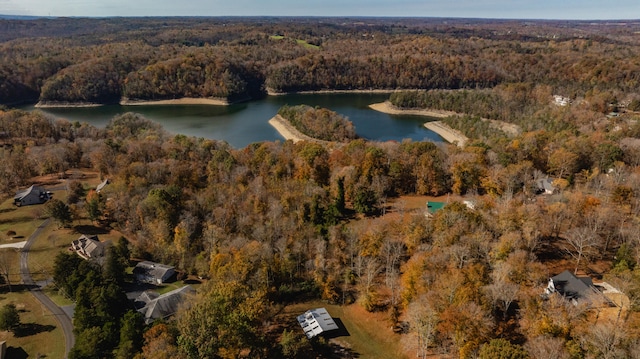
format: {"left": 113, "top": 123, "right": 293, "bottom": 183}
{"left": 2, "top": 16, "right": 640, "bottom": 359}
{"left": 2, "top": 17, "right": 640, "bottom": 105}
{"left": 277, "top": 105, "right": 357, "bottom": 142}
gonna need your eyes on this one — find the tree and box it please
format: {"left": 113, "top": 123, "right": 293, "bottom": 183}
{"left": 407, "top": 295, "right": 440, "bottom": 359}
{"left": 564, "top": 227, "right": 599, "bottom": 274}
{"left": 136, "top": 323, "right": 184, "bottom": 359}
{"left": 114, "top": 310, "right": 145, "bottom": 359}
{"left": 525, "top": 336, "right": 570, "bottom": 359}
{"left": 353, "top": 185, "right": 377, "bottom": 215}
{"left": 85, "top": 189, "right": 102, "bottom": 223}
{"left": 177, "top": 282, "right": 268, "bottom": 358}
{"left": 44, "top": 198, "right": 73, "bottom": 228}
{"left": 0, "top": 303, "right": 20, "bottom": 332}
{"left": 479, "top": 339, "right": 529, "bottom": 359}
{"left": 0, "top": 250, "right": 14, "bottom": 292}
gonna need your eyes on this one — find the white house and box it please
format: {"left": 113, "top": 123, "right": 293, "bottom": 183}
{"left": 297, "top": 307, "right": 339, "bottom": 339}
{"left": 553, "top": 95, "right": 570, "bottom": 106}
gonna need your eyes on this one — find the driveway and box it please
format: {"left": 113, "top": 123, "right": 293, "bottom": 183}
{"left": 20, "top": 218, "right": 75, "bottom": 358}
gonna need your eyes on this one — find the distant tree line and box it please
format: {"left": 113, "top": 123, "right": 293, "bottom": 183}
{"left": 2, "top": 18, "right": 640, "bottom": 105}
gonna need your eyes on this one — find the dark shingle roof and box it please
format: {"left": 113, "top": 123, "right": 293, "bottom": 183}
{"left": 549, "top": 270, "right": 595, "bottom": 300}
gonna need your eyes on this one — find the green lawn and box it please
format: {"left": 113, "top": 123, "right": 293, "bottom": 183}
{"left": 0, "top": 198, "right": 45, "bottom": 243}
{"left": 282, "top": 300, "right": 407, "bottom": 359}
{"left": 295, "top": 39, "right": 320, "bottom": 49}
{"left": 0, "top": 290, "right": 66, "bottom": 358}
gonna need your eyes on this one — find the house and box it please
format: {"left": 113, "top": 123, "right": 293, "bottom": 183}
{"left": 96, "top": 178, "right": 109, "bottom": 193}
{"left": 70, "top": 234, "right": 105, "bottom": 260}
{"left": 553, "top": 95, "right": 570, "bottom": 106}
{"left": 536, "top": 177, "right": 557, "bottom": 195}
{"left": 133, "top": 261, "right": 176, "bottom": 284}
{"left": 135, "top": 285, "right": 194, "bottom": 324}
{"left": 14, "top": 185, "right": 51, "bottom": 206}
{"left": 297, "top": 307, "right": 339, "bottom": 339}
{"left": 545, "top": 270, "right": 599, "bottom": 304}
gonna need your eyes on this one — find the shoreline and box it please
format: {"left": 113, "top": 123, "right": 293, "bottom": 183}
{"left": 423, "top": 121, "right": 468, "bottom": 147}
{"left": 369, "top": 101, "right": 468, "bottom": 147}
{"left": 35, "top": 102, "right": 104, "bottom": 108}
{"left": 268, "top": 114, "right": 329, "bottom": 145}
{"left": 369, "top": 101, "right": 521, "bottom": 142}
{"left": 120, "top": 97, "right": 230, "bottom": 106}
{"left": 267, "top": 88, "right": 396, "bottom": 96}
{"left": 368, "top": 101, "right": 457, "bottom": 118}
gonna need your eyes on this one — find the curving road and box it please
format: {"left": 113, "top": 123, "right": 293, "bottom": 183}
{"left": 20, "top": 218, "right": 75, "bottom": 358}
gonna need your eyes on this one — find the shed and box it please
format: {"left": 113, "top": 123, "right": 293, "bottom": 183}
{"left": 14, "top": 185, "right": 51, "bottom": 206}
{"left": 133, "top": 261, "right": 176, "bottom": 284}
{"left": 297, "top": 307, "right": 339, "bottom": 339}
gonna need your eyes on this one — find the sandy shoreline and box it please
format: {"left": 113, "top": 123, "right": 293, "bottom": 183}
{"left": 423, "top": 121, "right": 468, "bottom": 147}
{"left": 268, "top": 114, "right": 329, "bottom": 145}
{"left": 120, "top": 97, "right": 230, "bottom": 106}
{"left": 368, "top": 101, "right": 458, "bottom": 118}
{"left": 369, "top": 101, "right": 468, "bottom": 146}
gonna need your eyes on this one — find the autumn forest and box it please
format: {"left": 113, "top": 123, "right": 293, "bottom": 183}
{"left": 2, "top": 16, "right": 640, "bottom": 359}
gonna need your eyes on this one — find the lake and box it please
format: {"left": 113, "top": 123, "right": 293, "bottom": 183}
{"left": 21, "top": 93, "right": 443, "bottom": 148}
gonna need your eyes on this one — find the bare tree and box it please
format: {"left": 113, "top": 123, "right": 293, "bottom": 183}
{"left": 525, "top": 335, "right": 570, "bottom": 359}
{"left": 581, "top": 321, "right": 626, "bottom": 359}
{"left": 564, "top": 227, "right": 599, "bottom": 274}
{"left": 407, "top": 295, "right": 439, "bottom": 359}
{"left": 485, "top": 263, "right": 520, "bottom": 319}
{"left": 0, "top": 251, "right": 15, "bottom": 292}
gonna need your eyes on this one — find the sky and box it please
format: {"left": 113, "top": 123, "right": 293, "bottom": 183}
{"left": 1, "top": 0, "right": 639, "bottom": 20}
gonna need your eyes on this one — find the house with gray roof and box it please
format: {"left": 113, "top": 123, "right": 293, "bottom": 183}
{"left": 14, "top": 185, "right": 51, "bottom": 206}
{"left": 545, "top": 270, "right": 599, "bottom": 305}
{"left": 71, "top": 234, "right": 105, "bottom": 260}
{"left": 135, "top": 285, "right": 194, "bottom": 324}
{"left": 536, "top": 177, "right": 558, "bottom": 195}
{"left": 133, "top": 261, "right": 176, "bottom": 285}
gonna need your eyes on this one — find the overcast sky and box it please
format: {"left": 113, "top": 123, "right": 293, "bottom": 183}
{"left": 1, "top": 0, "right": 639, "bottom": 20}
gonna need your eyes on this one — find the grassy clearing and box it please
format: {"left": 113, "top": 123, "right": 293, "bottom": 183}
{"left": 0, "top": 290, "right": 66, "bottom": 358}
{"left": 269, "top": 35, "right": 320, "bottom": 49}
{"left": 295, "top": 39, "right": 320, "bottom": 49}
{"left": 281, "top": 300, "right": 407, "bottom": 359}
{"left": 0, "top": 198, "right": 45, "bottom": 243}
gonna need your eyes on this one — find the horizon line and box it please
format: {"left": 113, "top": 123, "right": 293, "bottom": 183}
{"left": 2, "top": 14, "right": 640, "bottom": 22}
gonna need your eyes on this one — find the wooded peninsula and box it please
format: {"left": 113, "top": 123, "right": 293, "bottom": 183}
{"left": 1, "top": 16, "right": 640, "bottom": 359}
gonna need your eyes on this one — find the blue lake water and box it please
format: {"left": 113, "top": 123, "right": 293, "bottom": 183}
{"left": 22, "top": 93, "right": 443, "bottom": 148}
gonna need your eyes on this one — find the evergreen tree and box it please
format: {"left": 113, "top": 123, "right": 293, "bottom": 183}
{"left": 0, "top": 303, "right": 20, "bottom": 332}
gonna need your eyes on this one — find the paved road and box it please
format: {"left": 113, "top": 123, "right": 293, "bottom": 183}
{"left": 20, "top": 218, "right": 75, "bottom": 358}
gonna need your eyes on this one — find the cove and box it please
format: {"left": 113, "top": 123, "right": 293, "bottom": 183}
{"left": 22, "top": 93, "right": 444, "bottom": 148}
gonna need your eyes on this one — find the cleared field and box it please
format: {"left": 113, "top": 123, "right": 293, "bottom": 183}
{"left": 280, "top": 300, "right": 407, "bottom": 359}
{"left": 0, "top": 290, "right": 66, "bottom": 358}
